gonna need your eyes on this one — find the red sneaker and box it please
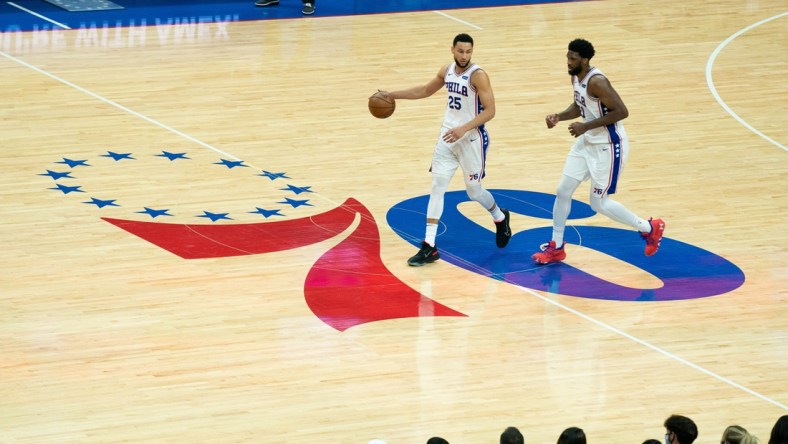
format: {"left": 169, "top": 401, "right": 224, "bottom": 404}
{"left": 532, "top": 240, "right": 567, "bottom": 264}
{"left": 642, "top": 218, "right": 665, "bottom": 256}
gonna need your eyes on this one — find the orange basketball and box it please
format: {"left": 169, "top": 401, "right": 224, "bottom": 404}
{"left": 368, "top": 91, "right": 395, "bottom": 119}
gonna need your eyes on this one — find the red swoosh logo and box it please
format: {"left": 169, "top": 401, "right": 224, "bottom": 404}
{"left": 103, "top": 198, "right": 466, "bottom": 331}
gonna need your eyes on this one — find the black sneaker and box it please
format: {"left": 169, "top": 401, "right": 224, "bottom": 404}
{"left": 301, "top": 2, "right": 315, "bottom": 14}
{"left": 255, "top": 0, "right": 279, "bottom": 6}
{"left": 495, "top": 208, "right": 511, "bottom": 248}
{"left": 407, "top": 241, "right": 440, "bottom": 266}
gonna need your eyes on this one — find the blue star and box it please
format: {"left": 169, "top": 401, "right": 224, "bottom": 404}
{"left": 39, "top": 170, "right": 74, "bottom": 180}
{"left": 281, "top": 184, "right": 313, "bottom": 195}
{"left": 249, "top": 207, "right": 284, "bottom": 218}
{"left": 137, "top": 207, "right": 172, "bottom": 218}
{"left": 83, "top": 197, "right": 119, "bottom": 208}
{"left": 102, "top": 151, "right": 135, "bottom": 161}
{"left": 259, "top": 170, "right": 290, "bottom": 180}
{"left": 49, "top": 183, "right": 84, "bottom": 194}
{"left": 197, "top": 211, "right": 233, "bottom": 222}
{"left": 156, "top": 151, "right": 190, "bottom": 161}
{"left": 214, "top": 159, "right": 247, "bottom": 169}
{"left": 278, "top": 197, "right": 312, "bottom": 208}
{"left": 56, "top": 158, "right": 90, "bottom": 168}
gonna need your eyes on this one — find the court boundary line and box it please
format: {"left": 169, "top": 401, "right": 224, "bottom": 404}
{"left": 0, "top": 50, "right": 239, "bottom": 160}
{"left": 3, "top": 32, "right": 785, "bottom": 412}
{"left": 706, "top": 11, "right": 787, "bottom": 152}
{"left": 7, "top": 1, "right": 70, "bottom": 29}
{"left": 432, "top": 10, "right": 483, "bottom": 30}
{"left": 507, "top": 280, "right": 788, "bottom": 410}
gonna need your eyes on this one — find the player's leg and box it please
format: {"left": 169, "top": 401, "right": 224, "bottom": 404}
{"left": 532, "top": 141, "right": 588, "bottom": 264}
{"left": 458, "top": 131, "right": 511, "bottom": 248}
{"left": 408, "top": 138, "right": 457, "bottom": 266}
{"left": 424, "top": 173, "right": 452, "bottom": 245}
{"left": 586, "top": 139, "right": 665, "bottom": 256}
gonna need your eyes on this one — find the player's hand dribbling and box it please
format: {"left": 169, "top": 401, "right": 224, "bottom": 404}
{"left": 546, "top": 114, "right": 560, "bottom": 128}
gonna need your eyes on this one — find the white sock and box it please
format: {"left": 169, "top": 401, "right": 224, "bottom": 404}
{"left": 424, "top": 223, "right": 438, "bottom": 246}
{"left": 490, "top": 205, "right": 504, "bottom": 222}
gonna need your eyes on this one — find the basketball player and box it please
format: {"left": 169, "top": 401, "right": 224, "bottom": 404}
{"left": 379, "top": 33, "right": 511, "bottom": 266}
{"left": 532, "top": 38, "right": 665, "bottom": 264}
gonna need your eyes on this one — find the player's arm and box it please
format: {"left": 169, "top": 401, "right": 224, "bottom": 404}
{"left": 466, "top": 69, "right": 496, "bottom": 130}
{"left": 546, "top": 102, "right": 581, "bottom": 128}
{"left": 383, "top": 66, "right": 447, "bottom": 100}
{"left": 568, "top": 76, "right": 629, "bottom": 136}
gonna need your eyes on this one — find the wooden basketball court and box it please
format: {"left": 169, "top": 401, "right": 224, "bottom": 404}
{"left": 1, "top": 0, "right": 786, "bottom": 442}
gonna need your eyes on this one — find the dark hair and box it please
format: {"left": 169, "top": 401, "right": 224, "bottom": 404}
{"left": 557, "top": 427, "right": 586, "bottom": 444}
{"left": 770, "top": 415, "right": 788, "bottom": 444}
{"left": 427, "top": 438, "right": 449, "bottom": 444}
{"left": 453, "top": 33, "right": 474, "bottom": 47}
{"left": 643, "top": 440, "right": 662, "bottom": 444}
{"left": 664, "top": 415, "right": 698, "bottom": 444}
{"left": 568, "top": 38, "right": 595, "bottom": 59}
{"left": 501, "top": 426, "right": 524, "bottom": 444}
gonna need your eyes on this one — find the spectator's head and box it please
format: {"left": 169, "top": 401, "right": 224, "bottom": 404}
{"left": 557, "top": 427, "right": 586, "bottom": 444}
{"left": 770, "top": 415, "right": 788, "bottom": 444}
{"left": 643, "top": 440, "right": 662, "bottom": 444}
{"left": 722, "top": 425, "right": 759, "bottom": 444}
{"left": 426, "top": 438, "right": 449, "bottom": 444}
{"left": 500, "top": 426, "right": 524, "bottom": 444}
{"left": 664, "top": 415, "right": 698, "bottom": 444}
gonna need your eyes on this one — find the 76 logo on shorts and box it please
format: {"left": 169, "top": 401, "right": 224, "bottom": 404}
{"left": 468, "top": 173, "right": 479, "bottom": 181}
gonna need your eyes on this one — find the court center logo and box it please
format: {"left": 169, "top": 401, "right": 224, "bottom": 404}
{"left": 41, "top": 152, "right": 745, "bottom": 331}
{"left": 387, "top": 190, "right": 745, "bottom": 301}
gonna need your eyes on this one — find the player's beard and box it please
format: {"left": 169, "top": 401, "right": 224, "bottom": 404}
{"left": 568, "top": 65, "right": 582, "bottom": 76}
{"left": 455, "top": 57, "right": 471, "bottom": 69}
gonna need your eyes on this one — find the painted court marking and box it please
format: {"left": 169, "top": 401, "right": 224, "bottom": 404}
{"left": 510, "top": 282, "right": 787, "bottom": 410}
{"left": 706, "top": 11, "right": 788, "bottom": 151}
{"left": 432, "top": 10, "right": 483, "bottom": 30}
{"left": 7, "top": 1, "right": 70, "bottom": 29}
{"left": 3, "top": 24, "right": 785, "bottom": 410}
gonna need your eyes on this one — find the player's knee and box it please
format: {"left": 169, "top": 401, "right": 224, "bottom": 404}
{"left": 590, "top": 197, "right": 603, "bottom": 213}
{"left": 430, "top": 175, "right": 451, "bottom": 195}
{"left": 556, "top": 184, "right": 573, "bottom": 200}
{"left": 465, "top": 184, "right": 484, "bottom": 202}
{"left": 556, "top": 178, "right": 579, "bottom": 199}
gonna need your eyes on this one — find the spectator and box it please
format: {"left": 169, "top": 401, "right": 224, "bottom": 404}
{"left": 557, "top": 427, "right": 586, "bottom": 444}
{"left": 254, "top": 0, "right": 314, "bottom": 15}
{"left": 501, "top": 426, "right": 524, "bottom": 444}
{"left": 664, "top": 414, "right": 698, "bottom": 444}
{"left": 770, "top": 415, "right": 788, "bottom": 444}
{"left": 642, "top": 440, "right": 662, "bottom": 444}
{"left": 426, "top": 438, "right": 449, "bottom": 444}
{"left": 721, "top": 425, "right": 759, "bottom": 444}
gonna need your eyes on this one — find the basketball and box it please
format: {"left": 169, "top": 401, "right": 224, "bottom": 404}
{"left": 368, "top": 91, "right": 395, "bottom": 119}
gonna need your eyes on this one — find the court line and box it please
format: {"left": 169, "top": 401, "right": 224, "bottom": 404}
{"left": 507, "top": 280, "right": 788, "bottom": 410}
{"left": 0, "top": 49, "right": 239, "bottom": 160}
{"left": 706, "top": 11, "right": 787, "bottom": 151}
{"left": 7, "top": 2, "right": 71, "bottom": 29}
{"left": 432, "top": 10, "right": 483, "bottom": 30}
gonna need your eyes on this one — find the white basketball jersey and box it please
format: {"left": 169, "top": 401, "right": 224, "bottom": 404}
{"left": 443, "top": 63, "right": 484, "bottom": 132}
{"left": 572, "top": 67, "right": 627, "bottom": 144}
